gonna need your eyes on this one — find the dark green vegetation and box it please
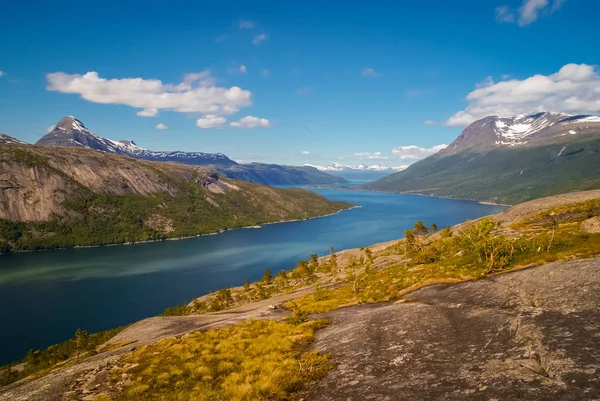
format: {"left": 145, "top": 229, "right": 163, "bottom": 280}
{"left": 0, "top": 327, "right": 126, "bottom": 386}
{"left": 0, "top": 145, "right": 351, "bottom": 252}
{"left": 110, "top": 320, "right": 331, "bottom": 401}
{"left": 366, "top": 135, "right": 600, "bottom": 205}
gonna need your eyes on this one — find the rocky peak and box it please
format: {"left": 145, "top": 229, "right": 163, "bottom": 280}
{"left": 441, "top": 111, "right": 600, "bottom": 156}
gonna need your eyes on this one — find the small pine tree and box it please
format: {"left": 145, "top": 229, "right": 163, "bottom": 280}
{"left": 75, "top": 329, "right": 89, "bottom": 361}
{"left": 430, "top": 223, "right": 438, "bottom": 232}
{"left": 262, "top": 268, "right": 272, "bottom": 283}
{"left": 413, "top": 221, "right": 429, "bottom": 236}
{"left": 244, "top": 278, "right": 251, "bottom": 291}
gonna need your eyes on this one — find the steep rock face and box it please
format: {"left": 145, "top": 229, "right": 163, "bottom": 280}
{"left": 0, "top": 159, "right": 81, "bottom": 221}
{"left": 366, "top": 112, "right": 600, "bottom": 204}
{"left": 0, "top": 145, "right": 213, "bottom": 222}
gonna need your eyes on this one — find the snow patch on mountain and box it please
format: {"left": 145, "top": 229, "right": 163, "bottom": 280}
{"left": 493, "top": 112, "right": 571, "bottom": 146}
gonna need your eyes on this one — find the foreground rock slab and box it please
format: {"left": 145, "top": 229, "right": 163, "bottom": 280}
{"left": 308, "top": 257, "right": 600, "bottom": 401}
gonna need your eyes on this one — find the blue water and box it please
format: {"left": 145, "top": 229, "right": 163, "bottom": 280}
{"left": 0, "top": 188, "right": 505, "bottom": 365}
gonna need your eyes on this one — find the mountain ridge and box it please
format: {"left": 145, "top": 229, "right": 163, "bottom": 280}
{"left": 364, "top": 111, "right": 600, "bottom": 204}
{"left": 33, "top": 116, "right": 347, "bottom": 185}
{"left": 0, "top": 142, "right": 351, "bottom": 252}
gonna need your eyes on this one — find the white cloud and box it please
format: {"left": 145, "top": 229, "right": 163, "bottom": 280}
{"left": 230, "top": 116, "right": 271, "bottom": 129}
{"left": 446, "top": 63, "right": 600, "bottom": 126}
{"left": 368, "top": 155, "right": 389, "bottom": 160}
{"left": 0, "top": 71, "right": 3, "bottom": 78}
{"left": 46, "top": 71, "right": 252, "bottom": 117}
{"left": 155, "top": 123, "right": 168, "bottom": 130}
{"left": 262, "top": 69, "right": 271, "bottom": 77}
{"left": 495, "top": 0, "right": 565, "bottom": 26}
{"left": 137, "top": 108, "right": 158, "bottom": 117}
{"left": 215, "top": 35, "right": 227, "bottom": 43}
{"left": 392, "top": 144, "right": 448, "bottom": 160}
{"left": 240, "top": 65, "right": 247, "bottom": 74}
{"left": 393, "top": 165, "right": 409, "bottom": 171}
{"left": 252, "top": 33, "right": 268, "bottom": 45}
{"left": 301, "top": 150, "right": 310, "bottom": 155}
{"left": 423, "top": 120, "right": 437, "bottom": 125}
{"left": 239, "top": 20, "right": 255, "bottom": 29}
{"left": 46, "top": 125, "right": 55, "bottom": 133}
{"left": 196, "top": 115, "right": 226, "bottom": 129}
{"left": 519, "top": 0, "right": 549, "bottom": 25}
{"left": 362, "top": 68, "right": 379, "bottom": 77}
{"left": 495, "top": 5, "right": 515, "bottom": 22}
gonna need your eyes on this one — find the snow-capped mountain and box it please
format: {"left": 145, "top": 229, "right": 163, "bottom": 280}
{"left": 36, "top": 116, "right": 236, "bottom": 166}
{"left": 33, "top": 116, "right": 346, "bottom": 185}
{"left": 443, "top": 111, "right": 600, "bottom": 155}
{"left": 303, "top": 162, "right": 407, "bottom": 172}
{"left": 366, "top": 111, "right": 600, "bottom": 204}
{"left": 0, "top": 133, "right": 26, "bottom": 146}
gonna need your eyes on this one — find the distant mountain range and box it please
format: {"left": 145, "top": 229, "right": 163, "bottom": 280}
{"left": 303, "top": 162, "right": 405, "bottom": 181}
{"left": 33, "top": 116, "right": 346, "bottom": 186}
{"left": 365, "top": 112, "right": 600, "bottom": 204}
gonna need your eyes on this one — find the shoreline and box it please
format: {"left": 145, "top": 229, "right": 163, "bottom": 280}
{"left": 318, "top": 185, "right": 513, "bottom": 207}
{"left": 0, "top": 205, "right": 359, "bottom": 256}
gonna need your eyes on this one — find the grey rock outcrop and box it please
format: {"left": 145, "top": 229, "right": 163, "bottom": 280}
{"left": 308, "top": 257, "right": 600, "bottom": 400}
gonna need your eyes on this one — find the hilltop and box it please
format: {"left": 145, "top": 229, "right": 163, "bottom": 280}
{"left": 365, "top": 112, "right": 600, "bottom": 204}
{"left": 0, "top": 141, "right": 351, "bottom": 252}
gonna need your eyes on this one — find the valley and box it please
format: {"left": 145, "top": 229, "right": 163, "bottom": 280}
{"left": 1, "top": 189, "right": 598, "bottom": 400}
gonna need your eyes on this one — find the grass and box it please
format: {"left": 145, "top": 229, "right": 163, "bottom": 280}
{"left": 0, "top": 326, "right": 127, "bottom": 386}
{"left": 287, "top": 213, "right": 600, "bottom": 314}
{"left": 111, "top": 319, "right": 332, "bottom": 401}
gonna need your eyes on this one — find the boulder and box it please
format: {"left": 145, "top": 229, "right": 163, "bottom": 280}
{"left": 581, "top": 216, "right": 600, "bottom": 234}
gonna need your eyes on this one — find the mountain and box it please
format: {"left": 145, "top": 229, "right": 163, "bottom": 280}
{"left": 35, "top": 116, "right": 345, "bottom": 185}
{"left": 37, "top": 116, "right": 236, "bottom": 167}
{"left": 0, "top": 142, "right": 351, "bottom": 252}
{"left": 364, "top": 112, "right": 600, "bottom": 204}
{"left": 221, "top": 163, "right": 347, "bottom": 185}
{"left": 0, "top": 133, "right": 26, "bottom": 146}
{"left": 304, "top": 162, "right": 406, "bottom": 181}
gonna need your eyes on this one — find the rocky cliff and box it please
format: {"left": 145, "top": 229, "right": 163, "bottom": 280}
{"left": 0, "top": 143, "right": 351, "bottom": 251}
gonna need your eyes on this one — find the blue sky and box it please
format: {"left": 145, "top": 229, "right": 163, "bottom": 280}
{"left": 1, "top": 0, "right": 599, "bottom": 167}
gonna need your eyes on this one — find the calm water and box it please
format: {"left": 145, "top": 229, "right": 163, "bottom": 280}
{"left": 0, "top": 188, "right": 505, "bottom": 365}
